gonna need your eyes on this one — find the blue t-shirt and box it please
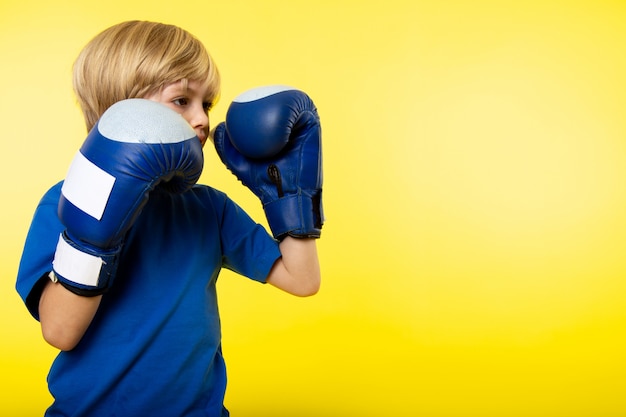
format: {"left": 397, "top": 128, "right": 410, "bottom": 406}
{"left": 16, "top": 181, "right": 281, "bottom": 417}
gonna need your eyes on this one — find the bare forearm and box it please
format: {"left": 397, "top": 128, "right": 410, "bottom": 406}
{"left": 267, "top": 237, "right": 321, "bottom": 296}
{"left": 39, "top": 279, "right": 102, "bottom": 351}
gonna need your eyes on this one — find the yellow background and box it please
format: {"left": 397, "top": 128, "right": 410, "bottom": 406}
{"left": 2, "top": 0, "right": 626, "bottom": 416}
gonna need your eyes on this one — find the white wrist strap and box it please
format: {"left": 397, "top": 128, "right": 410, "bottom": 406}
{"left": 52, "top": 233, "right": 103, "bottom": 287}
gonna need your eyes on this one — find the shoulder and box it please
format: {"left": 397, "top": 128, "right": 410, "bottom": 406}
{"left": 39, "top": 181, "right": 64, "bottom": 205}
{"left": 185, "top": 184, "right": 243, "bottom": 215}
{"left": 188, "top": 183, "right": 229, "bottom": 202}
{"left": 27, "top": 181, "right": 65, "bottom": 224}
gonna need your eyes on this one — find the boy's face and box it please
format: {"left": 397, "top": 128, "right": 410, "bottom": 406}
{"left": 144, "top": 80, "right": 213, "bottom": 147}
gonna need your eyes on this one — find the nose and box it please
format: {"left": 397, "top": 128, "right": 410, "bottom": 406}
{"left": 188, "top": 106, "right": 209, "bottom": 144}
{"left": 190, "top": 105, "right": 209, "bottom": 130}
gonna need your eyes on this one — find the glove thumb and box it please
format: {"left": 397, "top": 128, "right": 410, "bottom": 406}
{"left": 212, "top": 122, "right": 229, "bottom": 165}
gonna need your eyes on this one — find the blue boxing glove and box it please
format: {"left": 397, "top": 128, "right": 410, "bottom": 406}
{"left": 51, "top": 99, "right": 203, "bottom": 296}
{"left": 213, "top": 85, "right": 323, "bottom": 240}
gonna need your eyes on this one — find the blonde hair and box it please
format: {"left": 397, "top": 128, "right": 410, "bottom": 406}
{"left": 73, "top": 20, "right": 220, "bottom": 131}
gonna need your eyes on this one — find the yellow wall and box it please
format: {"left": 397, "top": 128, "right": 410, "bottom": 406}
{"left": 2, "top": 1, "right": 626, "bottom": 415}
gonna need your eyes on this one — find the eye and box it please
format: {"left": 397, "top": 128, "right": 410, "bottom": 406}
{"left": 203, "top": 101, "right": 213, "bottom": 114}
{"left": 173, "top": 97, "right": 189, "bottom": 107}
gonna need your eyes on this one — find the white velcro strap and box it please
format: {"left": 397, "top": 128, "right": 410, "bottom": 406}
{"left": 52, "top": 234, "right": 103, "bottom": 287}
{"left": 61, "top": 151, "right": 115, "bottom": 221}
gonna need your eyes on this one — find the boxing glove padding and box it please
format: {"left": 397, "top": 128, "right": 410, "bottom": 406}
{"left": 52, "top": 99, "right": 203, "bottom": 295}
{"left": 214, "top": 86, "right": 323, "bottom": 240}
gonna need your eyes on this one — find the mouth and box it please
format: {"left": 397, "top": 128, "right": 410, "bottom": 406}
{"left": 196, "top": 130, "right": 208, "bottom": 147}
{"left": 208, "top": 126, "right": 217, "bottom": 145}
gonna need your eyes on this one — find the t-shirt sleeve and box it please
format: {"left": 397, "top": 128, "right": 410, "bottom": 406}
{"left": 16, "top": 182, "right": 65, "bottom": 320}
{"left": 218, "top": 195, "right": 281, "bottom": 283}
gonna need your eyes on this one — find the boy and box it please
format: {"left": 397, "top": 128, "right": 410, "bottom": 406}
{"left": 16, "top": 20, "right": 323, "bottom": 416}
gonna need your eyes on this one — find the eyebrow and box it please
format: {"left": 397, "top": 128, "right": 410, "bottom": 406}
{"left": 164, "top": 80, "right": 216, "bottom": 104}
